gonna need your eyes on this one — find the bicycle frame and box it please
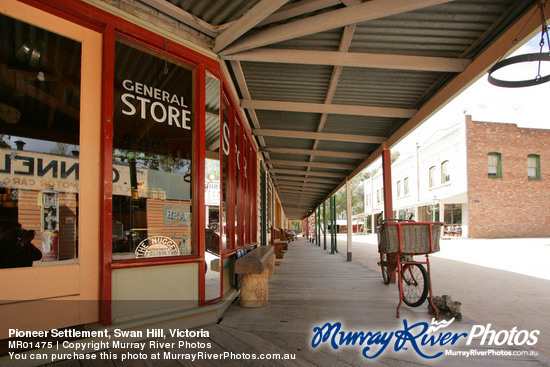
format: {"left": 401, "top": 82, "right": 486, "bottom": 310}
{"left": 378, "top": 219, "right": 440, "bottom": 319}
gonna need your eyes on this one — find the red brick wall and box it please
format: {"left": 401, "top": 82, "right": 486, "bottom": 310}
{"left": 466, "top": 116, "right": 550, "bottom": 238}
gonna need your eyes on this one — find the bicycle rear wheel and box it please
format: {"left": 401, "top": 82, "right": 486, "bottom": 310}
{"left": 401, "top": 263, "right": 429, "bottom": 307}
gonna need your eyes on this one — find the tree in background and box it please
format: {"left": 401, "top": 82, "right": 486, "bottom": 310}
{"left": 0, "top": 135, "right": 11, "bottom": 149}
{"left": 333, "top": 151, "right": 400, "bottom": 220}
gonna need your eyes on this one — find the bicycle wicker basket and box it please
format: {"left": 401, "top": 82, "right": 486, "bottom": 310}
{"left": 378, "top": 223, "right": 442, "bottom": 254}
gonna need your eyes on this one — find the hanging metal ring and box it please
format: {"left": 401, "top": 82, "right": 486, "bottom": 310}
{"left": 488, "top": 52, "right": 550, "bottom": 87}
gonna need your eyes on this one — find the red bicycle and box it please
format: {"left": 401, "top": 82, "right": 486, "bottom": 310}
{"left": 377, "top": 219, "right": 442, "bottom": 318}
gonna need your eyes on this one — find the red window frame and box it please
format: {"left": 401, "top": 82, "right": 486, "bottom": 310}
{"left": 21, "top": 0, "right": 258, "bottom": 323}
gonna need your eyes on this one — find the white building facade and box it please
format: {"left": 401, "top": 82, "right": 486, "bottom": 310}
{"left": 359, "top": 121, "right": 469, "bottom": 237}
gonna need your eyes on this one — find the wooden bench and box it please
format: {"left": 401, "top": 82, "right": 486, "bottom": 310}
{"left": 235, "top": 246, "right": 275, "bottom": 307}
{"left": 270, "top": 228, "right": 289, "bottom": 259}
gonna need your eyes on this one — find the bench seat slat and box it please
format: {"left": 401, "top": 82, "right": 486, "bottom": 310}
{"left": 235, "top": 246, "right": 275, "bottom": 274}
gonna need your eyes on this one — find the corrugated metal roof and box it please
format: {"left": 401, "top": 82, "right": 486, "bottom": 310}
{"left": 255, "top": 110, "right": 321, "bottom": 132}
{"left": 241, "top": 62, "right": 333, "bottom": 104}
{"left": 267, "top": 29, "right": 345, "bottom": 51}
{"left": 137, "top": 0, "right": 540, "bottom": 219}
{"left": 322, "top": 115, "right": 399, "bottom": 136}
{"left": 333, "top": 68, "right": 439, "bottom": 108}
{"left": 262, "top": 136, "right": 313, "bottom": 150}
{"left": 167, "top": 0, "right": 261, "bottom": 26}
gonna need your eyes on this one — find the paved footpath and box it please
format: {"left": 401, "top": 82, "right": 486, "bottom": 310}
{"left": 336, "top": 234, "right": 550, "bottom": 364}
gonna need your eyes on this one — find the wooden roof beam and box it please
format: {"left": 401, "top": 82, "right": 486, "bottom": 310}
{"left": 279, "top": 197, "right": 320, "bottom": 203}
{"left": 242, "top": 99, "right": 416, "bottom": 119}
{"left": 221, "top": 0, "right": 456, "bottom": 55}
{"left": 262, "top": 146, "right": 366, "bottom": 160}
{"left": 258, "top": 0, "right": 340, "bottom": 27}
{"left": 270, "top": 169, "right": 345, "bottom": 178}
{"left": 279, "top": 194, "right": 320, "bottom": 199}
{"left": 278, "top": 190, "right": 325, "bottom": 197}
{"left": 271, "top": 175, "right": 340, "bottom": 184}
{"left": 277, "top": 181, "right": 333, "bottom": 189}
{"left": 279, "top": 185, "right": 330, "bottom": 195}
{"left": 225, "top": 49, "right": 471, "bottom": 72}
{"left": 283, "top": 204, "right": 319, "bottom": 210}
{"left": 275, "top": 179, "right": 334, "bottom": 187}
{"left": 228, "top": 60, "right": 271, "bottom": 164}
{"left": 322, "top": 1, "right": 549, "bottom": 204}
{"left": 140, "top": 0, "right": 218, "bottom": 37}
{"left": 213, "top": 0, "right": 290, "bottom": 52}
{"left": 278, "top": 190, "right": 330, "bottom": 197}
{"left": 268, "top": 159, "right": 354, "bottom": 170}
{"left": 253, "top": 129, "right": 385, "bottom": 144}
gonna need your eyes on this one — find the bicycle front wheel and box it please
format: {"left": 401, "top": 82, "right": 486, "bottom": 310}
{"left": 379, "top": 253, "right": 392, "bottom": 285}
{"left": 401, "top": 263, "right": 429, "bottom": 307}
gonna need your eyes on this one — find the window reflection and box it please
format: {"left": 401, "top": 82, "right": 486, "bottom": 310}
{"left": 235, "top": 123, "right": 241, "bottom": 247}
{"left": 221, "top": 101, "right": 230, "bottom": 251}
{"left": 0, "top": 14, "right": 81, "bottom": 268}
{"left": 112, "top": 38, "right": 194, "bottom": 260}
{"left": 204, "top": 72, "right": 221, "bottom": 301}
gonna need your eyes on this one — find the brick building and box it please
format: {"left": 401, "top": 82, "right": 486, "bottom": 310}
{"left": 466, "top": 116, "right": 550, "bottom": 238}
{"left": 359, "top": 115, "right": 550, "bottom": 238}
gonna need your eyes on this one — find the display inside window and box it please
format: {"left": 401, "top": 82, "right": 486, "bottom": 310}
{"left": 0, "top": 14, "right": 81, "bottom": 268}
{"left": 112, "top": 38, "right": 194, "bottom": 260}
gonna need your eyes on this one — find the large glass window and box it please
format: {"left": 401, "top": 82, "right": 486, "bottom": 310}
{"left": 444, "top": 204, "right": 462, "bottom": 225}
{"left": 247, "top": 142, "right": 256, "bottom": 244}
{"left": 204, "top": 72, "right": 221, "bottom": 301}
{"left": 221, "top": 100, "right": 230, "bottom": 251}
{"left": 0, "top": 14, "right": 81, "bottom": 268}
{"left": 111, "top": 37, "right": 194, "bottom": 260}
{"left": 243, "top": 138, "right": 249, "bottom": 245}
{"left": 234, "top": 121, "right": 241, "bottom": 247}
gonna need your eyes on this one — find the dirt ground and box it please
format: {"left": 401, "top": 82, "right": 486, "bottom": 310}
{"left": 335, "top": 234, "right": 550, "bottom": 363}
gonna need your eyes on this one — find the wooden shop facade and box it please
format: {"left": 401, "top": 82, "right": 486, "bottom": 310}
{"left": 0, "top": 0, "right": 264, "bottom": 337}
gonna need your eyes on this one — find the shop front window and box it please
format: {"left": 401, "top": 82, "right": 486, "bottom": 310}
{"left": 111, "top": 37, "right": 194, "bottom": 260}
{"left": 204, "top": 72, "right": 221, "bottom": 301}
{"left": 0, "top": 14, "right": 81, "bottom": 268}
{"left": 234, "top": 122, "right": 241, "bottom": 247}
{"left": 221, "top": 100, "right": 230, "bottom": 251}
{"left": 444, "top": 204, "right": 462, "bottom": 225}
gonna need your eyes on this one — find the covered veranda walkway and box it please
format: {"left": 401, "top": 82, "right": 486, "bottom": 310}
{"left": 215, "top": 239, "right": 546, "bottom": 367}
{"left": 3, "top": 238, "right": 547, "bottom": 366}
